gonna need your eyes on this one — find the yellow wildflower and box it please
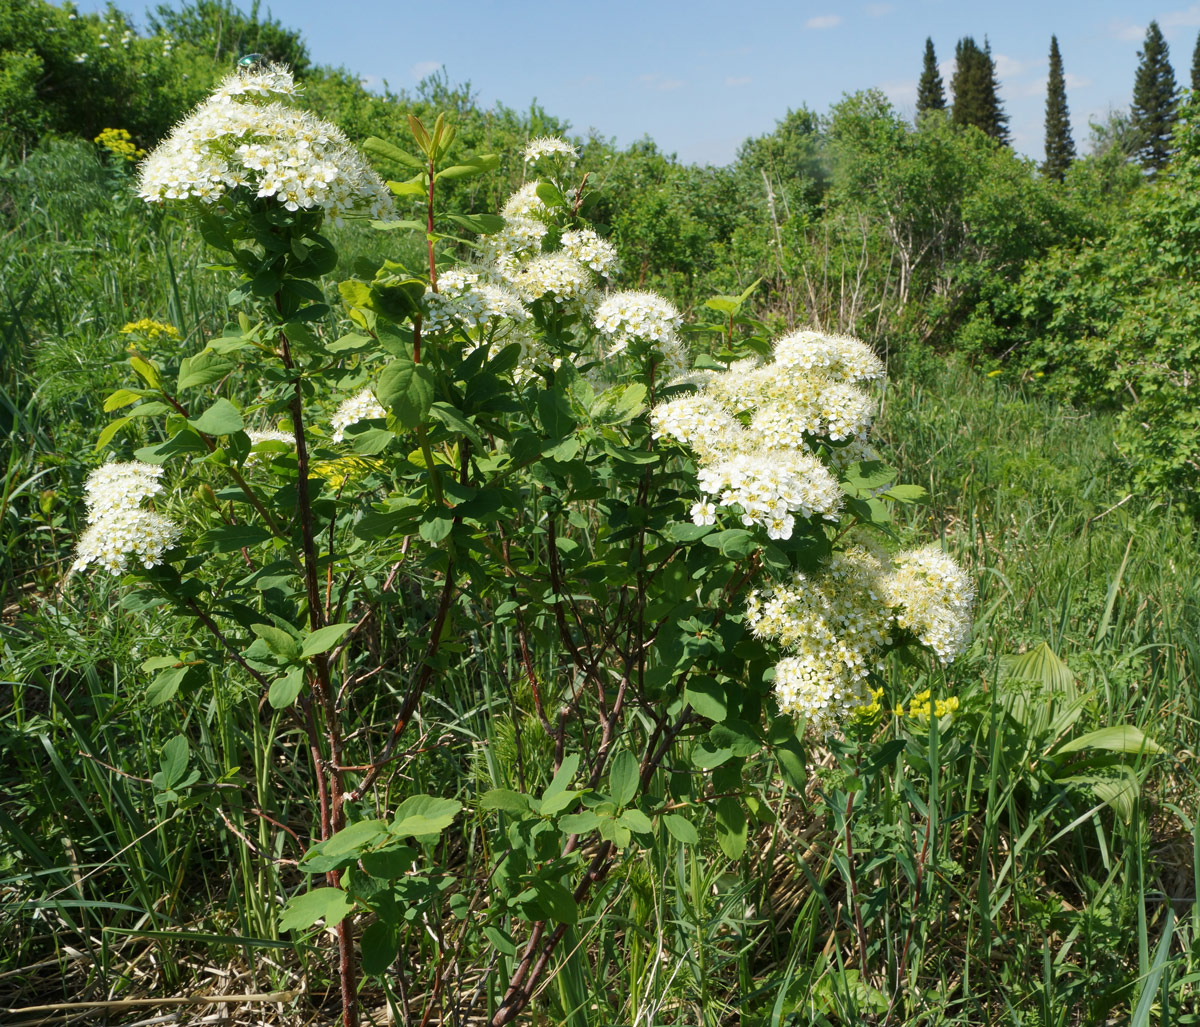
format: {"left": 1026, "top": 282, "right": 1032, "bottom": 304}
{"left": 120, "top": 319, "right": 181, "bottom": 342}
{"left": 94, "top": 127, "right": 145, "bottom": 162}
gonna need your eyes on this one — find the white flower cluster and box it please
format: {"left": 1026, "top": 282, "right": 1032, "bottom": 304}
{"left": 748, "top": 543, "right": 972, "bottom": 731}
{"left": 244, "top": 428, "right": 296, "bottom": 467}
{"left": 501, "top": 182, "right": 551, "bottom": 221}
{"left": 652, "top": 329, "right": 890, "bottom": 539}
{"left": 137, "top": 64, "right": 393, "bottom": 224}
{"left": 523, "top": 136, "right": 578, "bottom": 168}
{"left": 424, "top": 268, "right": 529, "bottom": 333}
{"left": 882, "top": 546, "right": 975, "bottom": 663}
{"left": 73, "top": 462, "right": 180, "bottom": 575}
{"left": 561, "top": 229, "right": 619, "bottom": 278}
{"left": 594, "top": 291, "right": 683, "bottom": 354}
{"left": 512, "top": 253, "right": 594, "bottom": 304}
{"left": 331, "top": 388, "right": 386, "bottom": 443}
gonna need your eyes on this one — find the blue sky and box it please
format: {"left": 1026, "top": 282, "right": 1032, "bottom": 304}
{"left": 82, "top": 1, "right": 1200, "bottom": 165}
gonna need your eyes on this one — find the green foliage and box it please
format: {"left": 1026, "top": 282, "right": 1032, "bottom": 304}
{"left": 1131, "top": 20, "right": 1178, "bottom": 174}
{"left": 916, "top": 37, "right": 946, "bottom": 115}
{"left": 146, "top": 0, "right": 311, "bottom": 74}
{"left": 1043, "top": 36, "right": 1076, "bottom": 182}
{"left": 950, "top": 36, "right": 1010, "bottom": 145}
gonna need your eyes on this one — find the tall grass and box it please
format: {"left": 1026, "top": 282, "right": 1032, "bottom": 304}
{"left": 1, "top": 144, "right": 1197, "bottom": 1024}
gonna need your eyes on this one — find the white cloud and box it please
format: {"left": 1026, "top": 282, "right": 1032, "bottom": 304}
{"left": 806, "top": 14, "right": 842, "bottom": 29}
{"left": 1162, "top": 5, "right": 1200, "bottom": 28}
{"left": 410, "top": 60, "right": 442, "bottom": 80}
{"left": 991, "top": 54, "right": 1025, "bottom": 78}
{"left": 638, "top": 73, "right": 686, "bottom": 91}
{"left": 1109, "top": 20, "right": 1146, "bottom": 42}
{"left": 725, "top": 76, "right": 752, "bottom": 87}
{"left": 865, "top": 2, "right": 893, "bottom": 15}
{"left": 359, "top": 74, "right": 383, "bottom": 92}
{"left": 1064, "top": 72, "right": 1092, "bottom": 89}
{"left": 880, "top": 79, "right": 916, "bottom": 105}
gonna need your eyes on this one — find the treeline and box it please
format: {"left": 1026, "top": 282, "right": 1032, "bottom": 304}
{"left": 3, "top": 0, "right": 1199, "bottom": 506}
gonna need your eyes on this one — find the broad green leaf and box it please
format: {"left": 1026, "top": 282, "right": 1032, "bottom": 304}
{"left": 483, "top": 925, "right": 517, "bottom": 956}
{"left": 608, "top": 751, "right": 639, "bottom": 807}
{"left": 1055, "top": 726, "right": 1166, "bottom": 757}
{"left": 544, "top": 753, "right": 580, "bottom": 798}
{"left": 250, "top": 623, "right": 302, "bottom": 662}
{"left": 95, "top": 416, "right": 132, "bottom": 452}
{"left": 531, "top": 878, "right": 577, "bottom": 924}
{"left": 436, "top": 154, "right": 501, "bottom": 180}
{"left": 1003, "top": 641, "right": 1076, "bottom": 694}
{"left": 444, "top": 212, "right": 505, "bottom": 234}
{"left": 391, "top": 795, "right": 462, "bottom": 838}
{"left": 146, "top": 664, "right": 189, "bottom": 706}
{"left": 360, "top": 919, "right": 397, "bottom": 976}
{"left": 189, "top": 398, "right": 244, "bottom": 436}
{"left": 662, "top": 813, "right": 699, "bottom": 845}
{"left": 199, "top": 524, "right": 271, "bottom": 553}
{"left": 363, "top": 136, "right": 425, "bottom": 169}
{"left": 103, "top": 389, "right": 143, "bottom": 412}
{"left": 881, "top": 484, "right": 928, "bottom": 503}
{"left": 714, "top": 796, "right": 748, "bottom": 860}
{"left": 300, "top": 623, "right": 353, "bottom": 659}
{"left": 129, "top": 356, "right": 161, "bottom": 389}
{"left": 558, "top": 810, "right": 602, "bottom": 834}
{"left": 268, "top": 666, "right": 306, "bottom": 709}
{"left": 619, "top": 808, "right": 653, "bottom": 834}
{"left": 376, "top": 357, "right": 435, "bottom": 430}
{"left": 279, "top": 887, "right": 354, "bottom": 932}
{"left": 159, "top": 734, "right": 189, "bottom": 787}
{"left": 479, "top": 788, "right": 529, "bottom": 813}
{"left": 178, "top": 352, "right": 235, "bottom": 390}
{"left": 685, "top": 679, "right": 727, "bottom": 722}
{"left": 319, "top": 819, "right": 389, "bottom": 859}
{"left": 538, "top": 789, "right": 579, "bottom": 816}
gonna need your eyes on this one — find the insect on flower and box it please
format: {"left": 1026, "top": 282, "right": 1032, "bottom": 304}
{"left": 237, "top": 53, "right": 265, "bottom": 68}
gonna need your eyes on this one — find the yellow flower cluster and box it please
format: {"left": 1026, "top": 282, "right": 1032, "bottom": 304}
{"left": 851, "top": 687, "right": 961, "bottom": 723}
{"left": 120, "top": 318, "right": 180, "bottom": 342}
{"left": 94, "top": 127, "right": 145, "bottom": 163}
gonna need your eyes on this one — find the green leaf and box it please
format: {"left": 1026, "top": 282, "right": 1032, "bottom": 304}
{"left": 146, "top": 664, "right": 189, "bottom": 706}
{"left": 360, "top": 919, "right": 397, "bottom": 976}
{"left": 535, "top": 388, "right": 575, "bottom": 440}
{"left": 129, "top": 356, "right": 161, "bottom": 389}
{"left": 189, "top": 398, "right": 244, "bottom": 436}
{"left": 178, "top": 351, "right": 235, "bottom": 390}
{"left": 386, "top": 177, "right": 426, "bottom": 197}
{"left": 479, "top": 789, "right": 529, "bottom": 813}
{"left": 95, "top": 416, "right": 132, "bottom": 452}
{"left": 714, "top": 796, "right": 748, "bottom": 860}
{"left": 619, "top": 808, "right": 653, "bottom": 834}
{"left": 685, "top": 679, "right": 728, "bottom": 722}
{"left": 535, "top": 181, "right": 566, "bottom": 208}
{"left": 483, "top": 925, "right": 518, "bottom": 956}
{"left": 608, "top": 750, "right": 639, "bottom": 807}
{"left": 376, "top": 357, "right": 435, "bottom": 430}
{"left": 279, "top": 887, "right": 355, "bottom": 932}
{"left": 662, "top": 813, "right": 699, "bottom": 845}
{"left": 532, "top": 879, "right": 577, "bottom": 924}
{"left": 436, "top": 154, "right": 501, "bottom": 180}
{"left": 391, "top": 795, "right": 462, "bottom": 838}
{"left": 268, "top": 666, "right": 306, "bottom": 709}
{"left": 159, "top": 734, "right": 189, "bottom": 787}
{"left": 881, "top": 483, "right": 928, "bottom": 503}
{"left": 198, "top": 524, "right": 271, "bottom": 553}
{"left": 544, "top": 754, "right": 580, "bottom": 798}
{"left": 320, "top": 819, "right": 390, "bottom": 859}
{"left": 363, "top": 136, "right": 426, "bottom": 169}
{"left": 103, "top": 388, "right": 144, "bottom": 412}
{"left": 250, "top": 623, "right": 302, "bottom": 662}
{"left": 444, "top": 212, "right": 505, "bottom": 234}
{"left": 538, "top": 789, "right": 579, "bottom": 816}
{"left": 1055, "top": 726, "right": 1166, "bottom": 757}
{"left": 300, "top": 623, "right": 353, "bottom": 659}
{"left": 558, "top": 810, "right": 602, "bottom": 834}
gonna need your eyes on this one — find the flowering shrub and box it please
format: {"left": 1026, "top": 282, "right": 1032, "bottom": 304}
{"left": 75, "top": 65, "right": 972, "bottom": 1026}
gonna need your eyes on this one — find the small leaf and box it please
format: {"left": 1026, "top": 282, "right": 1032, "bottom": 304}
{"left": 104, "top": 389, "right": 144, "bottom": 412}
{"left": 543, "top": 754, "right": 580, "bottom": 798}
{"left": 301, "top": 623, "right": 353, "bottom": 659}
{"left": 268, "top": 666, "right": 306, "bottom": 709}
{"left": 189, "top": 398, "right": 244, "bottom": 436}
{"left": 363, "top": 136, "right": 426, "bottom": 169}
{"left": 619, "top": 808, "right": 654, "bottom": 834}
{"left": 95, "top": 416, "right": 132, "bottom": 452}
{"left": 685, "top": 679, "right": 728, "bottom": 722}
{"left": 714, "top": 796, "right": 748, "bottom": 860}
{"left": 391, "top": 795, "right": 462, "bottom": 838}
{"left": 360, "top": 920, "right": 398, "bottom": 976}
{"left": 608, "top": 750, "right": 639, "bottom": 807}
{"left": 532, "top": 879, "right": 577, "bottom": 924}
{"left": 146, "top": 664, "right": 189, "bottom": 706}
{"left": 558, "top": 810, "right": 602, "bottom": 834}
{"left": 479, "top": 788, "right": 529, "bottom": 813}
{"left": 662, "top": 813, "right": 699, "bottom": 845}
{"left": 159, "top": 734, "right": 189, "bottom": 788}
{"left": 377, "top": 357, "right": 435, "bottom": 430}
{"left": 483, "top": 925, "right": 517, "bottom": 956}
{"left": 250, "top": 623, "right": 302, "bottom": 662}
{"left": 279, "top": 887, "right": 355, "bottom": 932}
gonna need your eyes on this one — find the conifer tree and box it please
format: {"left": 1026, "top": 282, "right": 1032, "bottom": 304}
{"left": 950, "top": 36, "right": 1010, "bottom": 144}
{"left": 1043, "top": 35, "right": 1075, "bottom": 181}
{"left": 1131, "top": 20, "right": 1178, "bottom": 172}
{"left": 1191, "top": 29, "right": 1200, "bottom": 92}
{"left": 917, "top": 37, "right": 946, "bottom": 114}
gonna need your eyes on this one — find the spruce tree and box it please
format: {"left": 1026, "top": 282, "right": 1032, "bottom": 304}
{"left": 917, "top": 37, "right": 946, "bottom": 114}
{"left": 1191, "top": 29, "right": 1200, "bottom": 92}
{"left": 1131, "top": 20, "right": 1178, "bottom": 172}
{"left": 1043, "top": 35, "right": 1075, "bottom": 181}
{"left": 950, "top": 37, "right": 1010, "bottom": 144}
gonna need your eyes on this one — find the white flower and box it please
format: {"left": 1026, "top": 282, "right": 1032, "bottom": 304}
{"left": 522, "top": 136, "right": 578, "bottom": 167}
{"left": 561, "top": 229, "right": 618, "bottom": 278}
{"left": 594, "top": 291, "right": 682, "bottom": 352}
{"left": 690, "top": 499, "right": 717, "bottom": 526}
{"left": 331, "top": 388, "right": 386, "bottom": 443}
{"left": 501, "top": 182, "right": 550, "bottom": 221}
{"left": 83, "top": 462, "right": 165, "bottom": 524}
{"left": 511, "top": 253, "right": 593, "bottom": 304}
{"left": 424, "top": 268, "right": 529, "bottom": 333}
{"left": 138, "top": 64, "right": 393, "bottom": 224}
{"left": 73, "top": 509, "right": 181, "bottom": 575}
{"left": 244, "top": 428, "right": 295, "bottom": 467}
{"left": 882, "top": 546, "right": 974, "bottom": 663}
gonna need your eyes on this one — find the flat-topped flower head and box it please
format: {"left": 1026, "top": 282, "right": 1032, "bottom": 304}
{"left": 561, "top": 229, "right": 619, "bottom": 278}
{"left": 883, "top": 546, "right": 974, "bottom": 663}
{"left": 522, "top": 136, "right": 578, "bottom": 169}
{"left": 502, "top": 182, "right": 551, "bottom": 222}
{"left": 83, "top": 461, "right": 165, "bottom": 524}
{"left": 773, "top": 330, "right": 885, "bottom": 383}
{"left": 512, "top": 253, "right": 593, "bottom": 304}
{"left": 594, "top": 291, "right": 682, "bottom": 353}
{"left": 331, "top": 388, "right": 387, "bottom": 443}
{"left": 73, "top": 509, "right": 181, "bottom": 575}
{"left": 138, "top": 65, "right": 393, "bottom": 224}
{"left": 424, "top": 269, "right": 529, "bottom": 333}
